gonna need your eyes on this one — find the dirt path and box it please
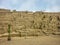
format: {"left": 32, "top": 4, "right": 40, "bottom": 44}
{"left": 0, "top": 36, "right": 60, "bottom": 45}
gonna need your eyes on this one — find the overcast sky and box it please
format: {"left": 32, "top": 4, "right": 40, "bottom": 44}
{"left": 0, "top": 0, "right": 60, "bottom": 12}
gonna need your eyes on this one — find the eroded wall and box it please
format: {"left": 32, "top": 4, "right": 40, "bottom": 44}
{"left": 0, "top": 9, "right": 60, "bottom": 36}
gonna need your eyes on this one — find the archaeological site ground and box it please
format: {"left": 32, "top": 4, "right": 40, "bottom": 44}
{"left": 0, "top": 9, "right": 60, "bottom": 45}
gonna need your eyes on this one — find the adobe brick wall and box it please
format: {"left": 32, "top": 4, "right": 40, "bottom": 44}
{"left": 0, "top": 9, "right": 60, "bottom": 36}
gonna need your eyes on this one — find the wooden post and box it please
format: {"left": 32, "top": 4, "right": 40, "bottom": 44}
{"left": 7, "top": 24, "right": 11, "bottom": 41}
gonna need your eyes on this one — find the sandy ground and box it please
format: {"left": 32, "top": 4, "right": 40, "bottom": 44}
{"left": 0, "top": 36, "right": 60, "bottom": 45}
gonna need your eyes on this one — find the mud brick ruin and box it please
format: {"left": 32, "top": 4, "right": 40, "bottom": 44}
{"left": 0, "top": 9, "right": 60, "bottom": 36}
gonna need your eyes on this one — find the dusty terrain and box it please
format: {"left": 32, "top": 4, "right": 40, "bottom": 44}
{"left": 0, "top": 9, "right": 60, "bottom": 45}
{"left": 0, "top": 36, "right": 60, "bottom": 45}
